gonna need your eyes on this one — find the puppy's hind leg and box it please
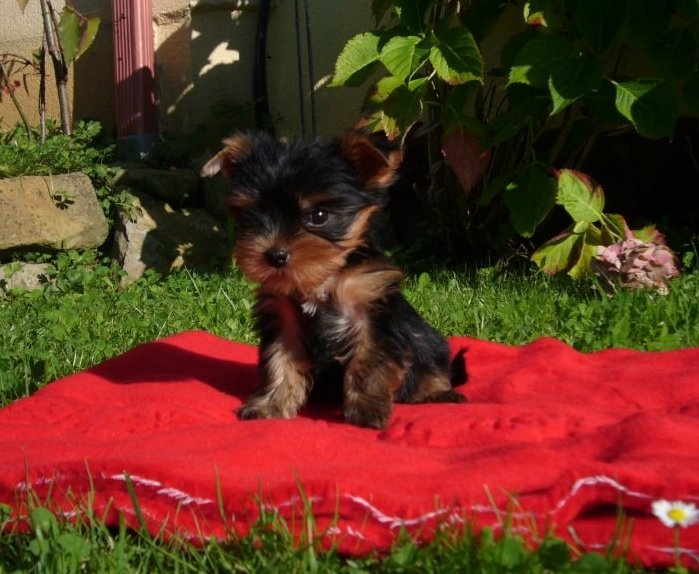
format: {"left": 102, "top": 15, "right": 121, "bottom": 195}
{"left": 344, "top": 354, "right": 403, "bottom": 429}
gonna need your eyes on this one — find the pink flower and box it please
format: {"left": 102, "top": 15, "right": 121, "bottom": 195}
{"left": 592, "top": 238, "right": 680, "bottom": 294}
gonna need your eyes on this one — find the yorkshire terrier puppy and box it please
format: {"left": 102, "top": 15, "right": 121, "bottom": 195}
{"left": 201, "top": 132, "right": 467, "bottom": 429}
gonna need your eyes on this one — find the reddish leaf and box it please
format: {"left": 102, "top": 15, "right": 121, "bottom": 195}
{"left": 441, "top": 129, "right": 491, "bottom": 196}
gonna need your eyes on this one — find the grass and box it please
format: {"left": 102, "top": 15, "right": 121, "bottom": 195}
{"left": 1, "top": 252, "right": 698, "bottom": 572}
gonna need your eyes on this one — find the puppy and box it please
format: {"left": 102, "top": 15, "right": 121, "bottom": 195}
{"left": 201, "top": 132, "right": 467, "bottom": 429}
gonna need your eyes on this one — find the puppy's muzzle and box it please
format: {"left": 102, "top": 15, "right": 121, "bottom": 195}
{"left": 265, "top": 247, "right": 290, "bottom": 268}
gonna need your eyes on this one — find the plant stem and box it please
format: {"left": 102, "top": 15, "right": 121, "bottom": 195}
{"left": 39, "top": 42, "right": 47, "bottom": 143}
{"left": 0, "top": 59, "right": 32, "bottom": 139}
{"left": 40, "top": 0, "right": 71, "bottom": 136}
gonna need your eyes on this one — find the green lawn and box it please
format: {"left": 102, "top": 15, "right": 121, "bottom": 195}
{"left": 1, "top": 258, "right": 697, "bottom": 572}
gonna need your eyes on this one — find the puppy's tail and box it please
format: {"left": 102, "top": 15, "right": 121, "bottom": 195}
{"left": 450, "top": 347, "right": 468, "bottom": 387}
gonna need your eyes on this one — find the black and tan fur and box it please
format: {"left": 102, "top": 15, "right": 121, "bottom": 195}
{"left": 201, "top": 132, "right": 467, "bottom": 429}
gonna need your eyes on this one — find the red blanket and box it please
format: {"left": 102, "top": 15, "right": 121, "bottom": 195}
{"left": 1, "top": 331, "right": 698, "bottom": 567}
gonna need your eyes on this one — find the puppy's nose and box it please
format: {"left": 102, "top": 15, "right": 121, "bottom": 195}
{"left": 265, "top": 247, "right": 290, "bottom": 268}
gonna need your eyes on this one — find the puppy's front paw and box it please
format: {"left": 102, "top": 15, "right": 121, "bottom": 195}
{"left": 344, "top": 402, "right": 392, "bottom": 429}
{"left": 237, "top": 399, "right": 286, "bottom": 420}
{"left": 237, "top": 403, "right": 270, "bottom": 420}
{"left": 426, "top": 389, "right": 468, "bottom": 404}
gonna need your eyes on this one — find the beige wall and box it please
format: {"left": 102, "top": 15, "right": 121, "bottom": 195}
{"left": 0, "top": 0, "right": 374, "bottom": 140}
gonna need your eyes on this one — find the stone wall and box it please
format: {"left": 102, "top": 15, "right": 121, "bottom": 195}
{"left": 0, "top": 0, "right": 374, "bottom": 139}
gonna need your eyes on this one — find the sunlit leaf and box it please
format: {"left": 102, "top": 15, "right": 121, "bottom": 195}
{"left": 429, "top": 27, "right": 483, "bottom": 85}
{"left": 380, "top": 35, "right": 430, "bottom": 81}
{"left": 366, "top": 74, "right": 403, "bottom": 108}
{"left": 556, "top": 169, "right": 605, "bottom": 224}
{"left": 600, "top": 213, "right": 628, "bottom": 243}
{"left": 381, "top": 77, "right": 427, "bottom": 139}
{"left": 613, "top": 79, "right": 678, "bottom": 139}
{"left": 330, "top": 32, "right": 381, "bottom": 87}
{"left": 57, "top": 5, "right": 100, "bottom": 64}
{"left": 531, "top": 226, "right": 582, "bottom": 275}
{"left": 568, "top": 235, "right": 599, "bottom": 279}
{"left": 58, "top": 7, "right": 82, "bottom": 65}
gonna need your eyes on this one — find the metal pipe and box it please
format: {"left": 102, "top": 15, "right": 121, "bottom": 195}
{"left": 111, "top": 0, "right": 158, "bottom": 156}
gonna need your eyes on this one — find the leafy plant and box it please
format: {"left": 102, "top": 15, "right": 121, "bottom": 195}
{"left": 330, "top": 0, "right": 697, "bottom": 276}
{"left": 530, "top": 170, "right": 647, "bottom": 272}
{"left": 2, "top": 0, "right": 100, "bottom": 140}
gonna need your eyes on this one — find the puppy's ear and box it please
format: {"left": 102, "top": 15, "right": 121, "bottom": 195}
{"left": 200, "top": 135, "right": 253, "bottom": 178}
{"left": 339, "top": 132, "right": 401, "bottom": 189}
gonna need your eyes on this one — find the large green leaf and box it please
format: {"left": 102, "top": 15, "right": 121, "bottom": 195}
{"left": 508, "top": 34, "right": 575, "bottom": 88}
{"left": 548, "top": 55, "right": 603, "bottom": 114}
{"left": 648, "top": 28, "right": 696, "bottom": 80}
{"left": 574, "top": 0, "right": 625, "bottom": 55}
{"left": 531, "top": 224, "right": 599, "bottom": 278}
{"left": 556, "top": 169, "right": 605, "bottom": 224}
{"left": 366, "top": 75, "right": 403, "bottom": 108}
{"left": 380, "top": 35, "right": 430, "bottom": 81}
{"left": 613, "top": 79, "right": 678, "bottom": 139}
{"left": 429, "top": 27, "right": 483, "bottom": 85}
{"left": 568, "top": 230, "right": 600, "bottom": 279}
{"left": 380, "top": 77, "right": 428, "bottom": 139}
{"left": 58, "top": 5, "right": 100, "bottom": 64}
{"left": 600, "top": 213, "right": 628, "bottom": 243}
{"left": 531, "top": 227, "right": 583, "bottom": 275}
{"left": 503, "top": 164, "right": 557, "bottom": 238}
{"left": 330, "top": 32, "right": 381, "bottom": 87}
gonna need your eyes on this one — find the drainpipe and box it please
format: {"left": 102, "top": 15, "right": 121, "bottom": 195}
{"left": 111, "top": 0, "right": 158, "bottom": 159}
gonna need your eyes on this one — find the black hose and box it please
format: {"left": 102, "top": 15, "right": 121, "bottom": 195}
{"left": 253, "top": 0, "right": 273, "bottom": 134}
{"left": 294, "top": 0, "right": 307, "bottom": 138}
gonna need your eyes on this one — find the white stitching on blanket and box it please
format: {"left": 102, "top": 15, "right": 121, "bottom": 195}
{"left": 12, "top": 471, "right": 697, "bottom": 563}
{"left": 109, "top": 473, "right": 213, "bottom": 506}
{"left": 551, "top": 474, "right": 653, "bottom": 515}
{"left": 110, "top": 473, "right": 162, "bottom": 488}
{"left": 344, "top": 494, "right": 450, "bottom": 529}
{"left": 155, "top": 487, "right": 214, "bottom": 506}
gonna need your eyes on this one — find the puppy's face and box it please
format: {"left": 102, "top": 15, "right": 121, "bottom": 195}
{"left": 202, "top": 133, "right": 400, "bottom": 298}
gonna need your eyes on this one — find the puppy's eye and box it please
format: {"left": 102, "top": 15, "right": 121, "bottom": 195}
{"left": 305, "top": 208, "right": 330, "bottom": 227}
